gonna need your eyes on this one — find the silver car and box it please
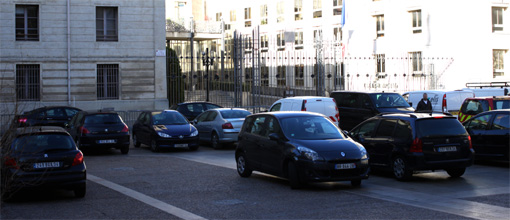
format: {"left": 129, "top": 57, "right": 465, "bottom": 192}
{"left": 193, "top": 108, "right": 251, "bottom": 149}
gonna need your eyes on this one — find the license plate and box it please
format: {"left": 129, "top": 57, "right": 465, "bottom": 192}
{"left": 437, "top": 146, "right": 457, "bottom": 152}
{"left": 175, "top": 143, "right": 188, "bottom": 148}
{"left": 33, "top": 162, "right": 60, "bottom": 169}
{"left": 98, "top": 139, "right": 116, "bottom": 144}
{"left": 335, "top": 163, "right": 356, "bottom": 170}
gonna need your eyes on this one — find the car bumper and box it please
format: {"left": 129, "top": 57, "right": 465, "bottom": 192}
{"left": 3, "top": 165, "right": 87, "bottom": 191}
{"left": 219, "top": 132, "right": 239, "bottom": 143}
{"left": 408, "top": 153, "right": 474, "bottom": 171}
{"left": 79, "top": 134, "right": 130, "bottom": 149}
{"left": 296, "top": 158, "right": 370, "bottom": 182}
{"left": 155, "top": 136, "right": 199, "bottom": 149}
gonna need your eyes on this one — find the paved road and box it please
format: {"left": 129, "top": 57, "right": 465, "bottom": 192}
{"left": 1, "top": 145, "right": 509, "bottom": 219}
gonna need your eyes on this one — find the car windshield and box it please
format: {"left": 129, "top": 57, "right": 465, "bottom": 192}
{"left": 281, "top": 116, "right": 344, "bottom": 140}
{"left": 370, "top": 93, "right": 410, "bottom": 108}
{"left": 417, "top": 118, "right": 467, "bottom": 138}
{"left": 220, "top": 110, "right": 251, "bottom": 119}
{"left": 12, "top": 134, "right": 74, "bottom": 153}
{"left": 153, "top": 112, "right": 188, "bottom": 125}
{"left": 84, "top": 114, "right": 122, "bottom": 124}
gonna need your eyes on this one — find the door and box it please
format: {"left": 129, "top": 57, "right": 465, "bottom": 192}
{"left": 194, "top": 112, "right": 210, "bottom": 141}
{"left": 202, "top": 111, "right": 218, "bottom": 140}
{"left": 331, "top": 93, "right": 361, "bottom": 130}
{"left": 350, "top": 119, "right": 379, "bottom": 164}
{"left": 371, "top": 119, "right": 397, "bottom": 165}
{"left": 242, "top": 116, "right": 267, "bottom": 169}
{"left": 485, "top": 113, "right": 510, "bottom": 159}
{"left": 257, "top": 116, "right": 285, "bottom": 175}
{"left": 139, "top": 113, "right": 153, "bottom": 144}
{"left": 465, "top": 114, "right": 492, "bottom": 156}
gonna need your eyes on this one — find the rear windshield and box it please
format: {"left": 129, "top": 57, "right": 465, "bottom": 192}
{"left": 494, "top": 100, "right": 510, "bottom": 110}
{"left": 220, "top": 110, "right": 251, "bottom": 119}
{"left": 281, "top": 116, "right": 344, "bottom": 140}
{"left": 12, "top": 134, "right": 74, "bottom": 153}
{"left": 461, "top": 100, "right": 489, "bottom": 115}
{"left": 84, "top": 114, "right": 122, "bottom": 124}
{"left": 370, "top": 93, "right": 410, "bottom": 108}
{"left": 152, "top": 112, "right": 188, "bottom": 125}
{"left": 416, "top": 118, "right": 467, "bottom": 138}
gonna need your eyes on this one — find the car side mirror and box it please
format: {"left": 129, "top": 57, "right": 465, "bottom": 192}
{"left": 192, "top": 119, "right": 197, "bottom": 124}
{"left": 341, "top": 130, "right": 350, "bottom": 138}
{"left": 268, "top": 133, "right": 281, "bottom": 141}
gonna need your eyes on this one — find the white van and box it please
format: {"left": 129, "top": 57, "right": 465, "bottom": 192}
{"left": 462, "top": 88, "right": 509, "bottom": 97}
{"left": 402, "top": 90, "right": 474, "bottom": 115}
{"left": 269, "top": 96, "right": 340, "bottom": 127}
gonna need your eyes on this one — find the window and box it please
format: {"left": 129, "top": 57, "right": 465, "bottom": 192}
{"left": 261, "top": 5, "right": 268, "bottom": 25}
{"left": 375, "top": 15, "right": 384, "bottom": 37}
{"left": 333, "top": 0, "right": 342, "bottom": 16}
{"left": 295, "top": 31, "right": 303, "bottom": 48}
{"left": 491, "top": 114, "right": 509, "bottom": 130}
{"left": 277, "top": 32, "right": 285, "bottom": 49}
{"left": 260, "top": 35, "right": 269, "bottom": 50}
{"left": 294, "top": 0, "right": 303, "bottom": 21}
{"left": 216, "top": 12, "right": 222, "bottom": 22}
{"left": 352, "top": 120, "right": 378, "bottom": 138}
{"left": 462, "top": 100, "right": 489, "bottom": 115}
{"left": 494, "top": 100, "right": 510, "bottom": 109}
{"left": 244, "top": 8, "right": 251, "bottom": 27}
{"left": 394, "top": 120, "right": 412, "bottom": 140}
{"left": 295, "top": 65, "right": 304, "bottom": 87}
{"left": 250, "top": 116, "right": 266, "bottom": 136}
{"left": 375, "top": 119, "right": 397, "bottom": 137}
{"left": 277, "top": 66, "right": 286, "bottom": 86}
{"left": 230, "top": 10, "right": 236, "bottom": 22}
{"left": 493, "top": 50, "right": 506, "bottom": 77}
{"left": 376, "top": 54, "right": 386, "bottom": 76}
{"left": 313, "top": 0, "right": 322, "bottom": 18}
{"left": 492, "top": 7, "right": 504, "bottom": 32}
{"left": 277, "top": 1, "right": 285, "bottom": 23}
{"left": 411, "top": 10, "right": 422, "bottom": 33}
{"left": 410, "top": 52, "right": 423, "bottom": 73}
{"left": 96, "top": 7, "right": 118, "bottom": 41}
{"left": 16, "top": 64, "right": 40, "bottom": 101}
{"left": 16, "top": 5, "right": 39, "bottom": 41}
{"left": 261, "top": 66, "right": 269, "bottom": 86}
{"left": 466, "top": 115, "right": 491, "bottom": 130}
{"left": 333, "top": 27, "right": 342, "bottom": 42}
{"left": 97, "top": 64, "right": 119, "bottom": 100}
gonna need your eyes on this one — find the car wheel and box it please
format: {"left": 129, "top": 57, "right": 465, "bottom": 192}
{"left": 150, "top": 139, "right": 159, "bottom": 152}
{"left": 211, "top": 132, "right": 221, "bottom": 149}
{"left": 74, "top": 186, "right": 86, "bottom": 198}
{"left": 392, "top": 156, "right": 413, "bottom": 181}
{"left": 133, "top": 134, "right": 141, "bottom": 148}
{"left": 446, "top": 167, "right": 466, "bottom": 178}
{"left": 351, "top": 179, "right": 362, "bottom": 187}
{"left": 121, "top": 145, "right": 129, "bottom": 154}
{"left": 288, "top": 162, "right": 303, "bottom": 189}
{"left": 236, "top": 153, "right": 252, "bottom": 177}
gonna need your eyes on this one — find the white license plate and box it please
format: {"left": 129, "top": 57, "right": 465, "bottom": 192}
{"left": 34, "top": 162, "right": 60, "bottom": 169}
{"left": 335, "top": 163, "right": 356, "bottom": 170}
{"left": 175, "top": 143, "right": 188, "bottom": 148}
{"left": 437, "top": 146, "right": 457, "bottom": 152}
{"left": 98, "top": 139, "right": 116, "bottom": 144}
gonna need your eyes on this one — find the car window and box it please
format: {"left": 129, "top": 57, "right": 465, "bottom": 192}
{"left": 12, "top": 134, "right": 74, "bottom": 153}
{"left": 143, "top": 113, "right": 151, "bottom": 124}
{"left": 375, "top": 119, "right": 397, "bottom": 137}
{"left": 84, "top": 114, "right": 122, "bottom": 124}
{"left": 394, "top": 120, "right": 412, "bottom": 139}
{"left": 250, "top": 116, "right": 266, "bottom": 136}
{"left": 370, "top": 93, "right": 410, "bottom": 108}
{"left": 260, "top": 117, "right": 281, "bottom": 137}
{"left": 191, "top": 104, "right": 205, "bottom": 113}
{"left": 205, "top": 111, "right": 218, "bottom": 121}
{"left": 332, "top": 93, "right": 360, "bottom": 108}
{"left": 281, "top": 116, "right": 343, "bottom": 140}
{"left": 242, "top": 116, "right": 254, "bottom": 133}
{"left": 465, "top": 114, "right": 491, "bottom": 130}
{"left": 177, "top": 105, "right": 190, "bottom": 114}
{"left": 152, "top": 112, "right": 188, "bottom": 125}
{"left": 270, "top": 103, "right": 282, "bottom": 112}
{"left": 75, "top": 112, "right": 84, "bottom": 126}
{"left": 136, "top": 112, "right": 145, "bottom": 123}
{"left": 46, "top": 108, "right": 65, "bottom": 117}
{"left": 65, "top": 108, "right": 80, "bottom": 117}
{"left": 220, "top": 110, "right": 251, "bottom": 119}
{"left": 417, "top": 118, "right": 467, "bottom": 137}
{"left": 195, "top": 112, "right": 210, "bottom": 123}
{"left": 352, "top": 120, "right": 378, "bottom": 138}
{"left": 493, "top": 100, "right": 510, "bottom": 110}
{"left": 462, "top": 100, "right": 489, "bottom": 114}
{"left": 34, "top": 109, "right": 45, "bottom": 119}
{"left": 491, "top": 114, "right": 509, "bottom": 130}
{"left": 205, "top": 104, "right": 221, "bottom": 110}
{"left": 360, "top": 95, "right": 372, "bottom": 109}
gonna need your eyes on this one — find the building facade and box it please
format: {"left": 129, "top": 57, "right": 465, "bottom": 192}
{"left": 0, "top": 0, "right": 168, "bottom": 114}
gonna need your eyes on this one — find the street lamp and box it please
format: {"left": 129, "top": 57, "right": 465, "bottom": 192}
{"left": 202, "top": 48, "right": 214, "bottom": 102}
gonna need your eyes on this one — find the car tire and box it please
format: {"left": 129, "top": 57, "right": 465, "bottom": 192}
{"left": 446, "top": 167, "right": 466, "bottom": 178}
{"left": 74, "top": 186, "right": 86, "bottom": 198}
{"left": 121, "top": 145, "right": 129, "bottom": 154}
{"left": 211, "top": 132, "right": 221, "bottom": 149}
{"left": 133, "top": 134, "right": 141, "bottom": 148}
{"left": 351, "top": 179, "right": 362, "bottom": 187}
{"left": 392, "top": 156, "right": 413, "bottom": 181}
{"left": 288, "top": 162, "right": 303, "bottom": 189}
{"left": 150, "top": 139, "right": 159, "bottom": 152}
{"left": 236, "top": 153, "right": 252, "bottom": 177}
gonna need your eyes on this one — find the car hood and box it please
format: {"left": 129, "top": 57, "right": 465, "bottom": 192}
{"left": 153, "top": 124, "right": 196, "bottom": 135}
{"left": 377, "top": 107, "right": 415, "bottom": 113}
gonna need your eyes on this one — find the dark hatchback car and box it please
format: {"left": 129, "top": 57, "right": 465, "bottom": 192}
{"left": 1, "top": 126, "right": 86, "bottom": 201}
{"left": 132, "top": 110, "right": 199, "bottom": 152}
{"left": 330, "top": 91, "right": 414, "bottom": 130}
{"left": 349, "top": 112, "right": 474, "bottom": 181}
{"left": 235, "top": 112, "right": 369, "bottom": 189}
{"left": 463, "top": 109, "right": 509, "bottom": 161}
{"left": 169, "top": 102, "right": 222, "bottom": 121}
{"left": 66, "top": 111, "right": 130, "bottom": 154}
{"left": 15, "top": 106, "right": 82, "bottom": 128}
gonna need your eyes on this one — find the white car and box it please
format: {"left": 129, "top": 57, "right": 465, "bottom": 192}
{"left": 402, "top": 90, "right": 474, "bottom": 114}
{"left": 268, "top": 96, "right": 340, "bottom": 127}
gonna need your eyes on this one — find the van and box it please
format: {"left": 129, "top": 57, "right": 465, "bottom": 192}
{"left": 402, "top": 90, "right": 474, "bottom": 115}
{"left": 268, "top": 96, "right": 340, "bottom": 126}
{"left": 462, "top": 88, "right": 509, "bottom": 97}
{"left": 458, "top": 96, "right": 510, "bottom": 122}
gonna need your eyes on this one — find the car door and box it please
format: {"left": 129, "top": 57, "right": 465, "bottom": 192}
{"left": 202, "top": 111, "right": 218, "bottom": 140}
{"left": 257, "top": 116, "right": 285, "bottom": 175}
{"left": 246, "top": 116, "right": 267, "bottom": 169}
{"left": 140, "top": 113, "right": 153, "bottom": 144}
{"left": 485, "top": 113, "right": 510, "bottom": 159}
{"left": 194, "top": 111, "right": 210, "bottom": 141}
{"left": 350, "top": 119, "right": 379, "bottom": 164}
{"left": 133, "top": 112, "right": 145, "bottom": 142}
{"left": 239, "top": 116, "right": 265, "bottom": 170}
{"left": 464, "top": 114, "right": 491, "bottom": 156}
{"left": 67, "top": 112, "right": 84, "bottom": 140}
{"left": 331, "top": 93, "right": 361, "bottom": 130}
{"left": 391, "top": 119, "right": 413, "bottom": 165}
{"left": 370, "top": 119, "right": 398, "bottom": 165}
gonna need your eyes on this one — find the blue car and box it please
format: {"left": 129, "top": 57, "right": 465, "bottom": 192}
{"left": 132, "top": 110, "right": 199, "bottom": 152}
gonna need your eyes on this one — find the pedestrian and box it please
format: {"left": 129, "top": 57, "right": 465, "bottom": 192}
{"left": 415, "top": 93, "right": 432, "bottom": 112}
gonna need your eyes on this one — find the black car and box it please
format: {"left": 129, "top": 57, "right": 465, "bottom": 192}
{"left": 235, "top": 112, "right": 369, "bottom": 189}
{"left": 330, "top": 91, "right": 414, "bottom": 130}
{"left": 169, "top": 102, "right": 222, "bottom": 121}
{"left": 15, "top": 106, "right": 82, "bottom": 128}
{"left": 1, "top": 126, "right": 86, "bottom": 201}
{"left": 349, "top": 112, "right": 474, "bottom": 181}
{"left": 463, "top": 109, "right": 509, "bottom": 161}
{"left": 132, "top": 110, "right": 199, "bottom": 152}
{"left": 66, "top": 111, "right": 130, "bottom": 154}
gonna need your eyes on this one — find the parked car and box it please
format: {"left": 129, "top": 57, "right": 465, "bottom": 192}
{"left": 132, "top": 110, "right": 199, "bottom": 152}
{"left": 15, "top": 106, "right": 82, "bottom": 128}
{"left": 0, "top": 126, "right": 86, "bottom": 201}
{"left": 169, "top": 102, "right": 223, "bottom": 121}
{"left": 458, "top": 96, "right": 510, "bottom": 123}
{"left": 235, "top": 111, "right": 369, "bottom": 189}
{"left": 402, "top": 90, "right": 474, "bottom": 115}
{"left": 330, "top": 91, "right": 414, "bottom": 130}
{"left": 349, "top": 112, "right": 474, "bottom": 181}
{"left": 66, "top": 111, "right": 130, "bottom": 154}
{"left": 268, "top": 96, "right": 340, "bottom": 127}
{"left": 193, "top": 108, "right": 251, "bottom": 149}
{"left": 463, "top": 110, "right": 509, "bottom": 161}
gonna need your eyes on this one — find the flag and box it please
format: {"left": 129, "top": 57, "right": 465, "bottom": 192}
{"left": 341, "top": 0, "right": 346, "bottom": 27}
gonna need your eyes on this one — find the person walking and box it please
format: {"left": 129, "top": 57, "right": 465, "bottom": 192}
{"left": 415, "top": 93, "right": 432, "bottom": 112}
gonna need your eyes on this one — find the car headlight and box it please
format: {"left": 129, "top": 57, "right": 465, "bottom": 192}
{"left": 358, "top": 144, "right": 368, "bottom": 160}
{"left": 190, "top": 130, "right": 198, "bottom": 137}
{"left": 157, "top": 132, "right": 172, "bottom": 138}
{"left": 297, "top": 146, "right": 323, "bottom": 161}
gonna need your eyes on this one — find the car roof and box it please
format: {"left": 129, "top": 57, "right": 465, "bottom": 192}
{"left": 177, "top": 102, "right": 220, "bottom": 105}
{"left": 80, "top": 110, "right": 119, "bottom": 115}
{"left": 376, "top": 112, "right": 456, "bottom": 120}
{"left": 250, "top": 111, "right": 325, "bottom": 118}
{"left": 465, "top": 96, "right": 510, "bottom": 100}
{"left": 15, "top": 126, "right": 69, "bottom": 136}
{"left": 211, "top": 108, "right": 250, "bottom": 112}
{"left": 330, "top": 91, "right": 400, "bottom": 95}
{"left": 279, "top": 96, "right": 333, "bottom": 100}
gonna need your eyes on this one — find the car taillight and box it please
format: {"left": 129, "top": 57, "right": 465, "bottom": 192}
{"left": 222, "top": 122, "right": 234, "bottom": 129}
{"left": 121, "top": 124, "right": 129, "bottom": 133}
{"left": 72, "top": 151, "right": 84, "bottom": 166}
{"left": 410, "top": 138, "right": 423, "bottom": 152}
{"left": 302, "top": 100, "right": 307, "bottom": 111}
{"left": 80, "top": 126, "right": 90, "bottom": 134}
{"left": 18, "top": 117, "right": 27, "bottom": 123}
{"left": 4, "top": 157, "right": 19, "bottom": 169}
{"left": 442, "top": 94, "right": 447, "bottom": 113}
{"left": 468, "top": 136, "right": 473, "bottom": 149}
